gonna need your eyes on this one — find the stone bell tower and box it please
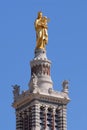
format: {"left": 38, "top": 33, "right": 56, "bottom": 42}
{"left": 12, "top": 12, "right": 70, "bottom": 130}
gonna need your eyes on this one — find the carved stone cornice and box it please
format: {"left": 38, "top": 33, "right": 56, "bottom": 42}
{"left": 12, "top": 90, "right": 70, "bottom": 109}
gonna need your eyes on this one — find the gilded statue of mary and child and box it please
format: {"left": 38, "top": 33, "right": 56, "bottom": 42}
{"left": 34, "top": 12, "right": 49, "bottom": 50}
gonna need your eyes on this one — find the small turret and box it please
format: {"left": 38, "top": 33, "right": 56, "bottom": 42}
{"left": 12, "top": 85, "right": 20, "bottom": 101}
{"left": 62, "top": 80, "right": 69, "bottom": 94}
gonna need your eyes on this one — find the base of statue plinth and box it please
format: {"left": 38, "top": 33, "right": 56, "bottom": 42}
{"left": 34, "top": 48, "right": 47, "bottom": 60}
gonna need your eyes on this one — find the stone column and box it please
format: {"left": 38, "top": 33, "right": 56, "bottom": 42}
{"left": 16, "top": 113, "right": 23, "bottom": 130}
{"left": 22, "top": 111, "right": 26, "bottom": 130}
{"left": 32, "top": 103, "right": 40, "bottom": 130}
{"left": 52, "top": 107, "right": 56, "bottom": 130}
{"left": 26, "top": 109, "right": 29, "bottom": 130}
{"left": 58, "top": 107, "right": 63, "bottom": 130}
{"left": 44, "top": 106, "right": 48, "bottom": 130}
{"left": 58, "top": 105, "right": 67, "bottom": 130}
{"left": 16, "top": 113, "right": 20, "bottom": 130}
{"left": 62, "top": 105, "right": 67, "bottom": 130}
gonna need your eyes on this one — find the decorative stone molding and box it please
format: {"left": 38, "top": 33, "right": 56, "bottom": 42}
{"left": 31, "top": 63, "right": 50, "bottom": 76}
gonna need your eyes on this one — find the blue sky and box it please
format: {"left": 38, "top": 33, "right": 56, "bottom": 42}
{"left": 0, "top": 0, "right": 87, "bottom": 130}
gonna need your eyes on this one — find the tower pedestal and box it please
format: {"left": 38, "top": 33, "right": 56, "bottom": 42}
{"left": 12, "top": 48, "right": 70, "bottom": 130}
{"left": 29, "top": 49, "right": 53, "bottom": 93}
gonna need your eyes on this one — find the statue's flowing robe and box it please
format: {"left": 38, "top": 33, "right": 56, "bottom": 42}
{"left": 35, "top": 19, "right": 48, "bottom": 49}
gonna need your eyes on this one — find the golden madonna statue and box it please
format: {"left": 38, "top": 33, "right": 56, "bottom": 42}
{"left": 34, "top": 12, "right": 49, "bottom": 49}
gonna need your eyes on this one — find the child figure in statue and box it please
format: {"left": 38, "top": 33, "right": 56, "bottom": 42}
{"left": 34, "top": 12, "right": 49, "bottom": 49}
